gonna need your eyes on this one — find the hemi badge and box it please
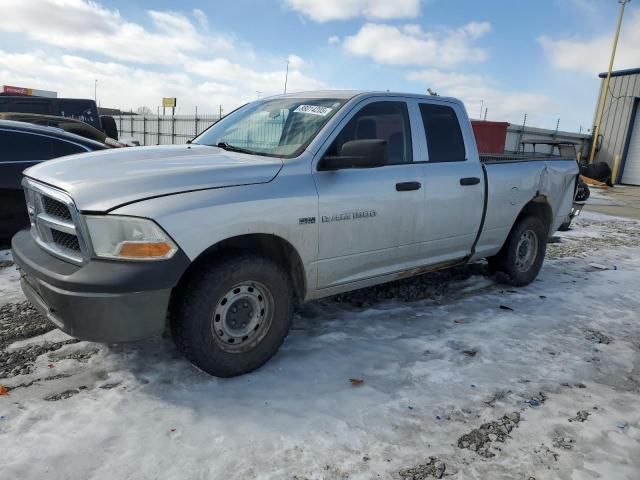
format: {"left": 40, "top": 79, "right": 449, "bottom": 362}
{"left": 299, "top": 217, "right": 316, "bottom": 225}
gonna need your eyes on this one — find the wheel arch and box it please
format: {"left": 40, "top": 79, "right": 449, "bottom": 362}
{"left": 173, "top": 233, "right": 307, "bottom": 305}
{"left": 514, "top": 195, "right": 553, "bottom": 235}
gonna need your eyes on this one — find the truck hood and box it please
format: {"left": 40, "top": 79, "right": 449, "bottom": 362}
{"left": 24, "top": 144, "right": 283, "bottom": 212}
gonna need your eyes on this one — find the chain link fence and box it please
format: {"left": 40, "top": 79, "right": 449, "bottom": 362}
{"left": 113, "top": 114, "right": 222, "bottom": 145}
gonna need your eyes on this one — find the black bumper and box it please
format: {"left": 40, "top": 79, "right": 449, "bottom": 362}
{"left": 11, "top": 230, "right": 190, "bottom": 342}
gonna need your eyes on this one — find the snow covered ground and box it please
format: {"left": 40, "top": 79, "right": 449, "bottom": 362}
{"left": 1, "top": 211, "right": 640, "bottom": 479}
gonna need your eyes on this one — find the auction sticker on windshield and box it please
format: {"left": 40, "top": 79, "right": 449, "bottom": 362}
{"left": 294, "top": 105, "right": 333, "bottom": 116}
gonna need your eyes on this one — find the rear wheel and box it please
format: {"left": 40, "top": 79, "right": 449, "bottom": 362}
{"left": 171, "top": 254, "right": 293, "bottom": 377}
{"left": 488, "top": 216, "right": 547, "bottom": 286}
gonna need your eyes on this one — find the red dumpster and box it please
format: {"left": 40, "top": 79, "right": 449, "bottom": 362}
{"left": 471, "top": 120, "right": 509, "bottom": 154}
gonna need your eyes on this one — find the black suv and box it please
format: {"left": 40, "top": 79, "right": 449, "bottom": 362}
{"left": 0, "top": 120, "right": 108, "bottom": 241}
{"left": 0, "top": 96, "right": 118, "bottom": 140}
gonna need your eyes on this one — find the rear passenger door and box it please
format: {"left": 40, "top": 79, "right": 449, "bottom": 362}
{"left": 413, "top": 100, "right": 485, "bottom": 263}
{"left": 312, "top": 98, "right": 426, "bottom": 289}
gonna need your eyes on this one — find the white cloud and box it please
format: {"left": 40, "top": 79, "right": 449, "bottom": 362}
{"left": 539, "top": 9, "right": 640, "bottom": 75}
{"left": 0, "top": 0, "right": 232, "bottom": 65}
{"left": 284, "top": 0, "right": 420, "bottom": 22}
{"left": 407, "top": 69, "right": 552, "bottom": 122}
{"left": 287, "top": 54, "right": 306, "bottom": 69}
{"left": 343, "top": 22, "right": 491, "bottom": 67}
{"left": 0, "top": 49, "right": 324, "bottom": 114}
{"left": 0, "top": 1, "right": 327, "bottom": 113}
{"left": 192, "top": 8, "right": 208, "bottom": 29}
{"left": 328, "top": 35, "right": 340, "bottom": 45}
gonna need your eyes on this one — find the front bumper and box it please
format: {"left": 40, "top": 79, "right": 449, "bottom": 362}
{"left": 11, "top": 230, "right": 190, "bottom": 343}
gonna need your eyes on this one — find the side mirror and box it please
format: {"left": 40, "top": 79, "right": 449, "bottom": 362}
{"left": 320, "top": 139, "right": 387, "bottom": 170}
{"left": 101, "top": 115, "right": 119, "bottom": 140}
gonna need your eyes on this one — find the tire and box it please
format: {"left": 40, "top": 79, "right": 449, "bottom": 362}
{"left": 170, "top": 254, "right": 293, "bottom": 377}
{"left": 488, "top": 216, "right": 547, "bottom": 286}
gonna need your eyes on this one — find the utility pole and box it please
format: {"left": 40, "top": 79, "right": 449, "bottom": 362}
{"left": 94, "top": 79, "right": 98, "bottom": 103}
{"left": 588, "top": 0, "right": 630, "bottom": 164}
{"left": 479, "top": 99, "right": 484, "bottom": 120}
{"left": 284, "top": 60, "right": 290, "bottom": 94}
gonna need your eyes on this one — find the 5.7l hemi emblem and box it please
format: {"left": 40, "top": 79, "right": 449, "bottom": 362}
{"left": 299, "top": 217, "right": 316, "bottom": 225}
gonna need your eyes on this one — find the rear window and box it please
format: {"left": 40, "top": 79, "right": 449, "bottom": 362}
{"left": 419, "top": 103, "right": 466, "bottom": 163}
{"left": 58, "top": 100, "right": 100, "bottom": 129}
{"left": 8, "top": 101, "right": 53, "bottom": 115}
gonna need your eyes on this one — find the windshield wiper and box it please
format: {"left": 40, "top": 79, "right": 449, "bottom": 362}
{"left": 215, "top": 142, "right": 253, "bottom": 154}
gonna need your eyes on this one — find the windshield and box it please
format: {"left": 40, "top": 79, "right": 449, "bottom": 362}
{"left": 193, "top": 97, "right": 347, "bottom": 158}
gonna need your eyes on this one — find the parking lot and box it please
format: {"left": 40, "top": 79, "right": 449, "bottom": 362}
{"left": 1, "top": 199, "right": 639, "bottom": 479}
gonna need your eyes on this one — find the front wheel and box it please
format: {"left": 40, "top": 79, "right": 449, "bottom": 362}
{"left": 488, "top": 216, "right": 547, "bottom": 286}
{"left": 171, "top": 254, "right": 293, "bottom": 377}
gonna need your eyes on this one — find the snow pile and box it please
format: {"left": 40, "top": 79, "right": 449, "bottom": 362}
{"left": 0, "top": 211, "right": 639, "bottom": 479}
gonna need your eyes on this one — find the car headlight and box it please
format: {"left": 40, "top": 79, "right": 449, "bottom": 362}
{"left": 84, "top": 215, "right": 177, "bottom": 260}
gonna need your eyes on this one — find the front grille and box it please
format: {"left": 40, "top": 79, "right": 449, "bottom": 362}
{"left": 51, "top": 230, "right": 81, "bottom": 252}
{"left": 43, "top": 196, "right": 72, "bottom": 220}
{"left": 23, "top": 179, "right": 87, "bottom": 264}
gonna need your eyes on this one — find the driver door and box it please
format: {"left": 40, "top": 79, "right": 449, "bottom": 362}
{"left": 312, "top": 99, "right": 426, "bottom": 289}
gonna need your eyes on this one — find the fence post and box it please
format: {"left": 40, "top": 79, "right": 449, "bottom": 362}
{"left": 195, "top": 106, "right": 198, "bottom": 137}
{"left": 130, "top": 115, "right": 134, "bottom": 142}
{"left": 157, "top": 114, "right": 160, "bottom": 145}
{"left": 143, "top": 115, "right": 146, "bottom": 146}
{"left": 171, "top": 114, "right": 175, "bottom": 144}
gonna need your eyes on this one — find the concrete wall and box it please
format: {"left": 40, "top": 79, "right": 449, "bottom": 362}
{"left": 594, "top": 70, "right": 640, "bottom": 180}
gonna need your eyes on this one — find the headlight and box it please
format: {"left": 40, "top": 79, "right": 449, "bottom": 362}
{"left": 84, "top": 215, "right": 177, "bottom": 260}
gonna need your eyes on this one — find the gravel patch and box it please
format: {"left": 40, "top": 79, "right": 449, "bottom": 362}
{"left": 585, "top": 329, "right": 611, "bottom": 344}
{"left": 398, "top": 457, "right": 446, "bottom": 479}
{"left": 547, "top": 216, "right": 640, "bottom": 259}
{"left": 457, "top": 412, "right": 521, "bottom": 458}
{"left": 568, "top": 410, "right": 590, "bottom": 423}
{"left": 0, "top": 301, "right": 53, "bottom": 350}
{"left": 552, "top": 434, "right": 576, "bottom": 450}
{"left": 0, "top": 339, "right": 78, "bottom": 378}
{"left": 45, "top": 389, "right": 80, "bottom": 401}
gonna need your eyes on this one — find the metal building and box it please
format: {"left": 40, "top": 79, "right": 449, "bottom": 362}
{"left": 593, "top": 67, "right": 640, "bottom": 185}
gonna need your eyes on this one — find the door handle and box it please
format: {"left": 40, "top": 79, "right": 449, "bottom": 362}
{"left": 396, "top": 181, "right": 421, "bottom": 191}
{"left": 460, "top": 177, "right": 481, "bottom": 186}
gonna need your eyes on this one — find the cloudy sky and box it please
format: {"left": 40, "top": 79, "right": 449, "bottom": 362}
{"left": 1, "top": 0, "right": 639, "bottom": 130}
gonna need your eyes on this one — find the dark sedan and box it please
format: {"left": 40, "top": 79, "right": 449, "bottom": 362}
{"left": 0, "top": 120, "right": 109, "bottom": 241}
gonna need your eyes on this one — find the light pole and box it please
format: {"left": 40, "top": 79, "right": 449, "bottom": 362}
{"left": 94, "top": 79, "right": 98, "bottom": 104}
{"left": 588, "top": 0, "right": 630, "bottom": 165}
{"left": 283, "top": 60, "right": 290, "bottom": 94}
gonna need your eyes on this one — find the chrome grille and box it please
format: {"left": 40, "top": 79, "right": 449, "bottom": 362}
{"left": 22, "top": 178, "right": 89, "bottom": 264}
{"left": 42, "top": 196, "right": 72, "bottom": 220}
{"left": 51, "top": 230, "right": 81, "bottom": 251}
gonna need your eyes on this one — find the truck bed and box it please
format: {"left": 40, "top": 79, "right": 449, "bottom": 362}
{"left": 480, "top": 153, "right": 576, "bottom": 164}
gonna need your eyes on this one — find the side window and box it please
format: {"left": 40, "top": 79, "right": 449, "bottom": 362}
{"left": 12, "top": 101, "right": 53, "bottom": 115}
{"left": 0, "top": 131, "right": 55, "bottom": 162}
{"left": 52, "top": 138, "right": 87, "bottom": 157}
{"left": 419, "top": 103, "right": 466, "bottom": 162}
{"left": 326, "top": 101, "right": 413, "bottom": 164}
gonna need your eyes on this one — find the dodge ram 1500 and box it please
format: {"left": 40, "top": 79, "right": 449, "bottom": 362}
{"left": 12, "top": 91, "right": 579, "bottom": 377}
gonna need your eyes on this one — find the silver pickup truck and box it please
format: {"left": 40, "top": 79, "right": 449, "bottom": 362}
{"left": 12, "top": 91, "right": 579, "bottom": 377}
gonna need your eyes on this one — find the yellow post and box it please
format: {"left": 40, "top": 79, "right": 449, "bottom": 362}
{"left": 588, "top": 0, "right": 630, "bottom": 164}
{"left": 612, "top": 153, "right": 621, "bottom": 185}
